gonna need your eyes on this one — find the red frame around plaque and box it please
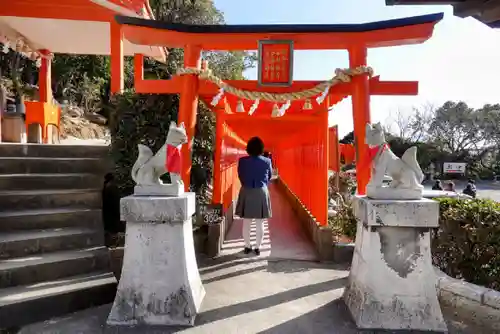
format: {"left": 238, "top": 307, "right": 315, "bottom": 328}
{"left": 258, "top": 40, "right": 294, "bottom": 87}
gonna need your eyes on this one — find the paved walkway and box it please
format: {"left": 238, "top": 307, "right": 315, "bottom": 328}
{"left": 17, "top": 184, "right": 485, "bottom": 334}
{"left": 223, "top": 183, "right": 317, "bottom": 262}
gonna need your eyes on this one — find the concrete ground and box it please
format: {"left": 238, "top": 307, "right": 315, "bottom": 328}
{"left": 17, "top": 185, "right": 491, "bottom": 334}
{"left": 15, "top": 259, "right": 488, "bottom": 334}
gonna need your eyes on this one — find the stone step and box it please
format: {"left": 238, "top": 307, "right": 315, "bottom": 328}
{"left": 0, "top": 173, "right": 102, "bottom": 191}
{"left": 0, "top": 157, "right": 110, "bottom": 175}
{"left": 0, "top": 207, "right": 101, "bottom": 231}
{"left": 0, "top": 143, "right": 109, "bottom": 158}
{"left": 0, "top": 247, "right": 110, "bottom": 289}
{"left": 0, "top": 189, "right": 101, "bottom": 211}
{"left": 0, "top": 271, "right": 116, "bottom": 329}
{"left": 0, "top": 227, "right": 103, "bottom": 260}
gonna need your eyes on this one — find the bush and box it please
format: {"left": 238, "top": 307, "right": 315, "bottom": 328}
{"left": 432, "top": 198, "right": 500, "bottom": 290}
{"left": 108, "top": 91, "right": 180, "bottom": 197}
{"left": 327, "top": 203, "right": 357, "bottom": 240}
{"left": 328, "top": 171, "right": 355, "bottom": 201}
{"left": 328, "top": 195, "right": 500, "bottom": 290}
{"left": 327, "top": 172, "right": 357, "bottom": 240}
{"left": 108, "top": 91, "right": 214, "bottom": 201}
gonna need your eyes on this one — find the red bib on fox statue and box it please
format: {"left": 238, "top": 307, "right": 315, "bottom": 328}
{"left": 368, "top": 143, "right": 387, "bottom": 163}
{"left": 165, "top": 144, "right": 182, "bottom": 174}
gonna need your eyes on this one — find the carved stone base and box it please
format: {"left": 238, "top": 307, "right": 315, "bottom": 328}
{"left": 343, "top": 196, "right": 447, "bottom": 332}
{"left": 107, "top": 193, "right": 205, "bottom": 327}
{"left": 134, "top": 184, "right": 184, "bottom": 197}
{"left": 366, "top": 185, "right": 423, "bottom": 200}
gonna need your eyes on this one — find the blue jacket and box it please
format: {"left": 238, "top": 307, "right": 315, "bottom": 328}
{"left": 237, "top": 155, "right": 272, "bottom": 188}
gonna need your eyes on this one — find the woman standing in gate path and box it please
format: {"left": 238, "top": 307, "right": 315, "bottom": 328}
{"left": 236, "top": 136, "right": 273, "bottom": 256}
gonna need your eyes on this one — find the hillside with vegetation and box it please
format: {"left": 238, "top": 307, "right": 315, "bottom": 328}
{"left": 0, "top": 0, "right": 256, "bottom": 199}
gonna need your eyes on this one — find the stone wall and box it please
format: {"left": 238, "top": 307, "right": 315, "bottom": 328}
{"left": 435, "top": 268, "right": 500, "bottom": 330}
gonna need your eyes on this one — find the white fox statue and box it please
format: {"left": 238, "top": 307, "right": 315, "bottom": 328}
{"left": 131, "top": 121, "right": 187, "bottom": 187}
{"left": 364, "top": 122, "right": 424, "bottom": 200}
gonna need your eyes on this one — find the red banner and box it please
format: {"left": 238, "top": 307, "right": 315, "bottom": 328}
{"left": 258, "top": 40, "right": 293, "bottom": 86}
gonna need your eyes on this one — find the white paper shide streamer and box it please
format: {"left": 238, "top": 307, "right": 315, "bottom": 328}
{"left": 248, "top": 98, "right": 260, "bottom": 115}
{"left": 316, "top": 84, "right": 330, "bottom": 105}
{"left": 279, "top": 100, "right": 291, "bottom": 117}
{"left": 210, "top": 88, "right": 225, "bottom": 106}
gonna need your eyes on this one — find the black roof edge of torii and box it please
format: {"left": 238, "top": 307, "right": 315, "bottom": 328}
{"left": 115, "top": 12, "right": 444, "bottom": 34}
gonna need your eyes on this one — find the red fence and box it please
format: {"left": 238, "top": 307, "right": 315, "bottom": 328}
{"left": 340, "top": 143, "right": 355, "bottom": 165}
{"left": 212, "top": 113, "right": 247, "bottom": 210}
{"left": 273, "top": 114, "right": 329, "bottom": 226}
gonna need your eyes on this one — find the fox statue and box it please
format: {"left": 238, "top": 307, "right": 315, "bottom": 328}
{"left": 131, "top": 121, "right": 188, "bottom": 186}
{"left": 365, "top": 122, "right": 424, "bottom": 199}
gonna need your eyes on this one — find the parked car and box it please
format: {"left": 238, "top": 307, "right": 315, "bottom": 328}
{"left": 349, "top": 184, "right": 472, "bottom": 200}
{"left": 422, "top": 189, "right": 472, "bottom": 200}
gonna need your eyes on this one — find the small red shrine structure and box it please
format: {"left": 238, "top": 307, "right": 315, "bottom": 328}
{"left": 0, "top": 0, "right": 165, "bottom": 142}
{"left": 109, "top": 13, "right": 443, "bottom": 226}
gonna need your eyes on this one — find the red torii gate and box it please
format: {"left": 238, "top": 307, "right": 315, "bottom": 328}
{"left": 109, "top": 13, "right": 443, "bottom": 225}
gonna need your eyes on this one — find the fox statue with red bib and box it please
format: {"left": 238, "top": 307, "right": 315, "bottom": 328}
{"left": 131, "top": 121, "right": 187, "bottom": 196}
{"left": 365, "top": 122, "right": 424, "bottom": 200}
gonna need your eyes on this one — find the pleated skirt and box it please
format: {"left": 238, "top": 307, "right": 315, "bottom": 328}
{"left": 235, "top": 186, "right": 272, "bottom": 219}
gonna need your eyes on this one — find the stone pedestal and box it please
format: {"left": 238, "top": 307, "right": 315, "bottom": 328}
{"left": 107, "top": 192, "right": 205, "bottom": 327}
{"left": 134, "top": 184, "right": 184, "bottom": 197}
{"left": 343, "top": 196, "right": 447, "bottom": 332}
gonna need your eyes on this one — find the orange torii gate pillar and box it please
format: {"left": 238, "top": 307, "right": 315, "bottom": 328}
{"left": 177, "top": 46, "right": 202, "bottom": 191}
{"left": 349, "top": 47, "right": 371, "bottom": 194}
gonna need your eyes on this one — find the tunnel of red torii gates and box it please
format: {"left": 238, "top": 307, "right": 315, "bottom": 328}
{"left": 110, "top": 12, "right": 443, "bottom": 226}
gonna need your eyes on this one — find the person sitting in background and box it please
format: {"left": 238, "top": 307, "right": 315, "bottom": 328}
{"left": 445, "top": 181, "right": 456, "bottom": 192}
{"left": 432, "top": 180, "right": 443, "bottom": 191}
{"left": 467, "top": 178, "right": 476, "bottom": 191}
{"left": 462, "top": 184, "right": 476, "bottom": 198}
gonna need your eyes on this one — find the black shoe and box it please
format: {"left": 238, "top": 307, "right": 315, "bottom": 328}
{"left": 254, "top": 248, "right": 260, "bottom": 256}
{"left": 244, "top": 247, "right": 252, "bottom": 254}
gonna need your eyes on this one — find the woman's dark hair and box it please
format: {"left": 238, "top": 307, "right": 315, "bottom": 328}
{"left": 246, "top": 137, "right": 265, "bottom": 157}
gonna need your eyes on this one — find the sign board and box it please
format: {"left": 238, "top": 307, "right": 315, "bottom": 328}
{"left": 257, "top": 40, "right": 294, "bottom": 87}
{"left": 443, "top": 162, "right": 467, "bottom": 174}
{"left": 200, "top": 203, "right": 223, "bottom": 225}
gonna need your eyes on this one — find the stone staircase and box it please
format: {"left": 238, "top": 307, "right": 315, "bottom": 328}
{"left": 0, "top": 144, "right": 117, "bottom": 329}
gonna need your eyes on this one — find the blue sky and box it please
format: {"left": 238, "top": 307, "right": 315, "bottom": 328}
{"left": 213, "top": 0, "right": 500, "bottom": 137}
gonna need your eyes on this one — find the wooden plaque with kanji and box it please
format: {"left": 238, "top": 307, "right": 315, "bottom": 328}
{"left": 258, "top": 40, "right": 294, "bottom": 87}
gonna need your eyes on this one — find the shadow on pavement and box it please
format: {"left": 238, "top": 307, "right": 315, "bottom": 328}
{"left": 257, "top": 298, "right": 358, "bottom": 334}
{"left": 195, "top": 276, "right": 347, "bottom": 326}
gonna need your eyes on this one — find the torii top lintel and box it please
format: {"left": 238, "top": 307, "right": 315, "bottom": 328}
{"left": 115, "top": 12, "right": 444, "bottom": 50}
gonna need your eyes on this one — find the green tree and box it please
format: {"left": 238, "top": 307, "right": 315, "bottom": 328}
{"left": 109, "top": 0, "right": 257, "bottom": 201}
{"left": 340, "top": 131, "right": 354, "bottom": 144}
{"left": 385, "top": 101, "right": 500, "bottom": 178}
